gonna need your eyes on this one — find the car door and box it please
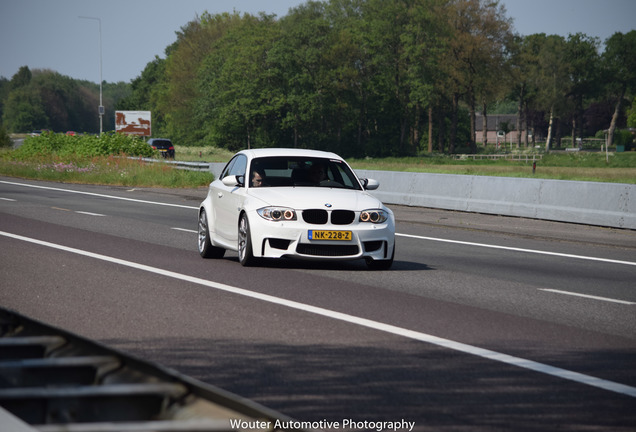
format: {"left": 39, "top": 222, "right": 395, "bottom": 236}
{"left": 213, "top": 154, "right": 247, "bottom": 242}
{"left": 209, "top": 157, "right": 235, "bottom": 240}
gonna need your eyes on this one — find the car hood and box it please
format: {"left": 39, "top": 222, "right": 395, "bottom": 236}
{"left": 248, "top": 187, "right": 384, "bottom": 211}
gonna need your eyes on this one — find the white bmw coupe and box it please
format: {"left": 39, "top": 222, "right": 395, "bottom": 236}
{"left": 198, "top": 148, "right": 395, "bottom": 269}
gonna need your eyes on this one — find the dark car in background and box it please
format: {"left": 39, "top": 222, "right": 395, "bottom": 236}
{"left": 147, "top": 138, "right": 175, "bottom": 158}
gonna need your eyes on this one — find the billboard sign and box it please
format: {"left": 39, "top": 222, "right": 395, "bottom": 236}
{"left": 115, "top": 111, "right": 151, "bottom": 136}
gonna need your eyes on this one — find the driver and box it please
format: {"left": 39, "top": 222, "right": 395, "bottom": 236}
{"left": 251, "top": 168, "right": 267, "bottom": 187}
{"left": 308, "top": 162, "right": 327, "bottom": 184}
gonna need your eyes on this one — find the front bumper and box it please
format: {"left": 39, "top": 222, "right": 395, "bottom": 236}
{"left": 247, "top": 210, "right": 395, "bottom": 261}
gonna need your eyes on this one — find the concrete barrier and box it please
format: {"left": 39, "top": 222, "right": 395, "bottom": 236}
{"left": 206, "top": 162, "right": 635, "bottom": 229}
{"left": 355, "top": 170, "right": 636, "bottom": 230}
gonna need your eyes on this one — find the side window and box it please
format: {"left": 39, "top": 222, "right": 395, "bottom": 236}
{"left": 220, "top": 158, "right": 236, "bottom": 179}
{"left": 229, "top": 154, "right": 247, "bottom": 177}
{"left": 219, "top": 155, "right": 247, "bottom": 186}
{"left": 330, "top": 161, "right": 361, "bottom": 189}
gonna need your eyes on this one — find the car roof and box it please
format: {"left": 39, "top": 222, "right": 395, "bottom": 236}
{"left": 237, "top": 148, "right": 343, "bottom": 160}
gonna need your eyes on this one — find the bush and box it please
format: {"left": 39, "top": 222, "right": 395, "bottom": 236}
{"left": 614, "top": 129, "right": 634, "bottom": 149}
{"left": 627, "top": 96, "right": 636, "bottom": 128}
{"left": 594, "top": 129, "right": 635, "bottom": 150}
{"left": 11, "top": 132, "right": 155, "bottom": 159}
{"left": 0, "top": 125, "right": 12, "bottom": 148}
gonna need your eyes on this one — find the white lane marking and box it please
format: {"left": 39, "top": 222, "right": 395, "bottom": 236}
{"left": 2, "top": 230, "right": 635, "bottom": 399}
{"left": 75, "top": 211, "right": 106, "bottom": 217}
{"left": 397, "top": 233, "right": 636, "bottom": 267}
{"left": 0, "top": 180, "right": 198, "bottom": 209}
{"left": 3, "top": 180, "right": 634, "bottom": 267}
{"left": 539, "top": 288, "right": 636, "bottom": 305}
{"left": 0, "top": 197, "right": 16, "bottom": 201}
{"left": 172, "top": 227, "right": 197, "bottom": 234}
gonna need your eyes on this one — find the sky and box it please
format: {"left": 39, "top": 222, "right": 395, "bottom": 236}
{"left": 1, "top": 0, "right": 635, "bottom": 84}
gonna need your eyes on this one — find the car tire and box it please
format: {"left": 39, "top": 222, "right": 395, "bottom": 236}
{"left": 198, "top": 209, "right": 225, "bottom": 259}
{"left": 365, "top": 242, "right": 394, "bottom": 270}
{"left": 238, "top": 213, "right": 258, "bottom": 266}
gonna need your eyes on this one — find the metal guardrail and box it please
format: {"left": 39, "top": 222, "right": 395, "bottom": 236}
{"left": 138, "top": 157, "right": 213, "bottom": 172}
{"left": 453, "top": 154, "right": 543, "bottom": 161}
{"left": 0, "top": 307, "right": 298, "bottom": 432}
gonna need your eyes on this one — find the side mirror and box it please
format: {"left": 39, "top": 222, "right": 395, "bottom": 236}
{"left": 222, "top": 175, "right": 244, "bottom": 187}
{"left": 362, "top": 178, "right": 379, "bottom": 190}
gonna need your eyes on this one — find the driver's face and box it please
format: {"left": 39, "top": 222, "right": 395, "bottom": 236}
{"left": 252, "top": 172, "right": 263, "bottom": 187}
{"left": 309, "top": 164, "right": 326, "bottom": 181}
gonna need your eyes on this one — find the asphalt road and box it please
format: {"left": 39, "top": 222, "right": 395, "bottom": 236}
{"left": 1, "top": 176, "right": 635, "bottom": 431}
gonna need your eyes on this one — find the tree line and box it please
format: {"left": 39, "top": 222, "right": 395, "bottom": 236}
{"left": 0, "top": 66, "right": 128, "bottom": 136}
{"left": 2, "top": 0, "right": 635, "bottom": 157}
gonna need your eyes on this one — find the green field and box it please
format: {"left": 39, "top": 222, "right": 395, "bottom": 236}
{"left": 347, "top": 153, "right": 636, "bottom": 184}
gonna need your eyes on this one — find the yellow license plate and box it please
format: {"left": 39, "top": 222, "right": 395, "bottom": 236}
{"left": 308, "top": 230, "right": 352, "bottom": 241}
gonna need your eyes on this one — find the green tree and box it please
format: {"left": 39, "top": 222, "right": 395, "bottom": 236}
{"left": 602, "top": 30, "right": 636, "bottom": 147}
{"left": 0, "top": 77, "right": 10, "bottom": 121}
{"left": 197, "top": 13, "right": 281, "bottom": 150}
{"left": 2, "top": 85, "right": 48, "bottom": 132}
{"left": 448, "top": 0, "right": 512, "bottom": 153}
{"left": 160, "top": 11, "right": 245, "bottom": 145}
{"left": 506, "top": 34, "right": 542, "bottom": 148}
{"left": 272, "top": 1, "right": 335, "bottom": 151}
{"left": 116, "top": 56, "right": 165, "bottom": 111}
{"left": 116, "top": 56, "right": 165, "bottom": 134}
{"left": 400, "top": 1, "right": 446, "bottom": 154}
{"left": 2, "top": 68, "right": 129, "bottom": 134}
{"left": 0, "top": 124, "right": 11, "bottom": 148}
{"left": 358, "top": 0, "right": 413, "bottom": 155}
{"left": 564, "top": 33, "right": 601, "bottom": 146}
{"left": 529, "top": 34, "right": 569, "bottom": 151}
{"left": 10, "top": 66, "right": 32, "bottom": 89}
{"left": 34, "top": 70, "right": 83, "bottom": 132}
{"left": 437, "top": 0, "right": 512, "bottom": 153}
{"left": 3, "top": 67, "right": 45, "bottom": 132}
{"left": 318, "top": 0, "right": 369, "bottom": 155}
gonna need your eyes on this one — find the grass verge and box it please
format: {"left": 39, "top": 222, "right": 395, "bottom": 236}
{"left": 347, "top": 152, "right": 636, "bottom": 184}
{"left": 0, "top": 152, "right": 214, "bottom": 188}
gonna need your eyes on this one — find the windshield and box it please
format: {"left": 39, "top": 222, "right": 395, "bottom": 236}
{"left": 248, "top": 156, "right": 362, "bottom": 190}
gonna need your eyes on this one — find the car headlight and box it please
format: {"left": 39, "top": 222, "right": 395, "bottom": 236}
{"left": 359, "top": 209, "right": 388, "bottom": 224}
{"left": 257, "top": 207, "right": 297, "bottom": 221}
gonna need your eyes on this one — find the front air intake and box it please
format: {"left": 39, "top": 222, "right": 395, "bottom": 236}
{"left": 296, "top": 244, "right": 359, "bottom": 256}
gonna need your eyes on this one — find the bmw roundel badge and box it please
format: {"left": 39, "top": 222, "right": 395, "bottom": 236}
{"left": 325, "top": 203, "right": 332, "bottom": 208}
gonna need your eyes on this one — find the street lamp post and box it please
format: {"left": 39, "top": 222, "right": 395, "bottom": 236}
{"left": 79, "top": 16, "right": 103, "bottom": 136}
